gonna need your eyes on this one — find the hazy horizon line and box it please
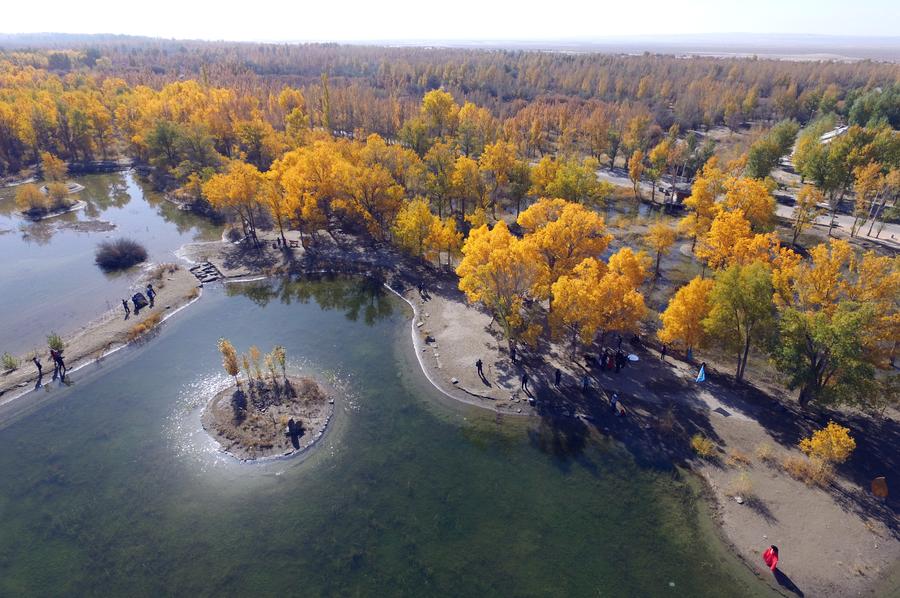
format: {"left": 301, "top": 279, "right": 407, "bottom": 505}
{"left": 2, "top": 31, "right": 900, "bottom": 44}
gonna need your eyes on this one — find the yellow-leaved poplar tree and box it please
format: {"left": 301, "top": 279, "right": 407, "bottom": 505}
{"left": 657, "top": 276, "right": 714, "bottom": 351}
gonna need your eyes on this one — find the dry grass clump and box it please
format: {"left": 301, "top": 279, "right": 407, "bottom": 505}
{"left": 726, "top": 471, "right": 754, "bottom": 498}
{"left": 781, "top": 455, "right": 833, "bottom": 487}
{"left": 726, "top": 449, "right": 753, "bottom": 468}
{"left": 149, "top": 263, "right": 180, "bottom": 283}
{"left": 2, "top": 352, "right": 18, "bottom": 372}
{"left": 690, "top": 433, "right": 717, "bottom": 459}
{"left": 95, "top": 238, "right": 148, "bottom": 271}
{"left": 126, "top": 312, "right": 162, "bottom": 341}
{"left": 185, "top": 287, "right": 200, "bottom": 300}
{"left": 754, "top": 442, "right": 777, "bottom": 464}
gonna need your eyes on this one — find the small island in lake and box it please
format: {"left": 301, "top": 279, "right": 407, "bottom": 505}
{"left": 202, "top": 340, "right": 333, "bottom": 461}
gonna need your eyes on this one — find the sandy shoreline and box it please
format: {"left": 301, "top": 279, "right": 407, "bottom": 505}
{"left": 2, "top": 229, "right": 896, "bottom": 596}
{"left": 0, "top": 264, "right": 201, "bottom": 405}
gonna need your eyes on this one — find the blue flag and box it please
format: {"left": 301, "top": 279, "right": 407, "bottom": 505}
{"left": 696, "top": 365, "right": 706, "bottom": 383}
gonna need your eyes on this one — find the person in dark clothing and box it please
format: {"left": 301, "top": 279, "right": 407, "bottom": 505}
{"left": 582, "top": 375, "right": 589, "bottom": 392}
{"left": 617, "top": 334, "right": 623, "bottom": 350}
{"left": 146, "top": 284, "right": 156, "bottom": 308}
{"left": 32, "top": 356, "right": 42, "bottom": 376}
{"left": 614, "top": 351, "right": 623, "bottom": 373}
{"left": 521, "top": 373, "right": 529, "bottom": 392}
{"left": 554, "top": 368, "right": 561, "bottom": 387}
{"left": 475, "top": 358, "right": 484, "bottom": 378}
{"left": 660, "top": 344, "right": 667, "bottom": 361}
{"left": 510, "top": 346, "right": 516, "bottom": 362}
{"left": 50, "top": 349, "right": 65, "bottom": 380}
{"left": 122, "top": 298, "right": 130, "bottom": 317}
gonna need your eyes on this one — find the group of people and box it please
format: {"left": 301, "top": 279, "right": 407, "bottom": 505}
{"left": 122, "top": 283, "right": 156, "bottom": 317}
{"left": 31, "top": 348, "right": 66, "bottom": 381}
{"left": 474, "top": 353, "right": 627, "bottom": 416}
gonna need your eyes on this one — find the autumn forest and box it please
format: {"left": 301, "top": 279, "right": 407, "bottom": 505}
{"left": 0, "top": 40, "right": 898, "bottom": 415}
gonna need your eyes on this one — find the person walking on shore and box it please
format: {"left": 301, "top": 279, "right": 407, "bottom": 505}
{"left": 32, "top": 356, "right": 42, "bottom": 377}
{"left": 762, "top": 545, "right": 779, "bottom": 572}
{"left": 521, "top": 373, "right": 529, "bottom": 393}
{"left": 554, "top": 368, "right": 561, "bottom": 387}
{"left": 660, "top": 344, "right": 667, "bottom": 361}
{"left": 122, "top": 298, "right": 130, "bottom": 317}
{"left": 475, "top": 358, "right": 484, "bottom": 379}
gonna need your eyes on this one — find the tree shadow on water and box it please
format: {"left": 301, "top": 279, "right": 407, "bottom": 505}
{"left": 528, "top": 407, "right": 590, "bottom": 470}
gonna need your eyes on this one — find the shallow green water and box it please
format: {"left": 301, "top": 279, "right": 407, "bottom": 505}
{"left": 0, "top": 278, "right": 771, "bottom": 597}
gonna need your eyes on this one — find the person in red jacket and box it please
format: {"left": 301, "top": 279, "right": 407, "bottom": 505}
{"left": 763, "top": 545, "right": 779, "bottom": 572}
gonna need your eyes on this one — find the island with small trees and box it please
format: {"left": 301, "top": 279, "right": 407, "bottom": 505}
{"left": 202, "top": 339, "right": 334, "bottom": 461}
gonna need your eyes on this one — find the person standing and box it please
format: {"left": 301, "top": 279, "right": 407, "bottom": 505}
{"left": 554, "top": 368, "right": 561, "bottom": 387}
{"left": 122, "top": 298, "right": 130, "bottom": 317}
{"left": 660, "top": 344, "right": 667, "bottom": 361}
{"left": 696, "top": 362, "right": 707, "bottom": 383}
{"left": 581, "top": 375, "right": 589, "bottom": 393}
{"left": 610, "top": 393, "right": 619, "bottom": 411}
{"left": 521, "top": 373, "right": 529, "bottom": 393}
{"left": 32, "top": 355, "right": 42, "bottom": 377}
{"left": 510, "top": 346, "right": 517, "bottom": 363}
{"left": 55, "top": 351, "right": 66, "bottom": 380}
{"left": 146, "top": 284, "right": 156, "bottom": 308}
{"left": 49, "top": 349, "right": 61, "bottom": 380}
{"left": 762, "top": 545, "right": 779, "bottom": 572}
{"left": 475, "top": 358, "right": 484, "bottom": 378}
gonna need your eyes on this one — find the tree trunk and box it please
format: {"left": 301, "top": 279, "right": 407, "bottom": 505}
{"left": 798, "top": 386, "right": 812, "bottom": 408}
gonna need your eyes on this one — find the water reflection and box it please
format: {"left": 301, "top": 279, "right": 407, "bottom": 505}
{"left": 0, "top": 170, "right": 223, "bottom": 355}
{"left": 227, "top": 275, "right": 394, "bottom": 325}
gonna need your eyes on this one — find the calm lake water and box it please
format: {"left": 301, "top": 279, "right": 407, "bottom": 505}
{"left": 0, "top": 172, "right": 221, "bottom": 355}
{"left": 0, "top": 277, "right": 772, "bottom": 597}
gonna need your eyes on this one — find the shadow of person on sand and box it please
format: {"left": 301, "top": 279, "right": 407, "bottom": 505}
{"left": 286, "top": 418, "right": 305, "bottom": 450}
{"left": 231, "top": 389, "right": 248, "bottom": 424}
{"left": 773, "top": 569, "right": 804, "bottom": 596}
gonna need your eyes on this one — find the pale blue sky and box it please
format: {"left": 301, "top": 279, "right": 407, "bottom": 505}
{"left": 3, "top": 0, "right": 898, "bottom": 41}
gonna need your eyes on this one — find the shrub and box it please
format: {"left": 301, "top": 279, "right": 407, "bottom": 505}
{"left": 782, "top": 455, "right": 833, "bottom": 487}
{"left": 47, "top": 333, "right": 64, "bottom": 352}
{"left": 691, "top": 433, "right": 717, "bottom": 458}
{"left": 95, "top": 238, "right": 148, "bottom": 271}
{"left": 726, "top": 449, "right": 753, "bottom": 468}
{"left": 799, "top": 421, "right": 856, "bottom": 465}
{"left": 186, "top": 287, "right": 200, "bottom": 300}
{"left": 126, "top": 312, "right": 162, "bottom": 342}
{"left": 15, "top": 183, "right": 50, "bottom": 215}
{"left": 2, "top": 352, "right": 18, "bottom": 371}
{"left": 46, "top": 182, "right": 71, "bottom": 210}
